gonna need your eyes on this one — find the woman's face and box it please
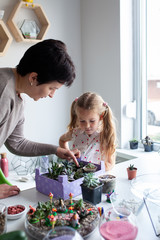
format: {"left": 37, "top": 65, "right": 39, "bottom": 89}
{"left": 29, "top": 81, "right": 63, "bottom": 101}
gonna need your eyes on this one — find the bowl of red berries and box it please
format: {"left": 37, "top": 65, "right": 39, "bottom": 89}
{"left": 7, "top": 204, "right": 26, "bottom": 220}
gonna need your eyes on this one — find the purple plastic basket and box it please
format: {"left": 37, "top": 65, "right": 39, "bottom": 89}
{"left": 35, "top": 160, "right": 105, "bottom": 200}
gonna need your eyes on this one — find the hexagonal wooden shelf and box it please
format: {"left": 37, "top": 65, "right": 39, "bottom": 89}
{"left": 0, "top": 20, "right": 12, "bottom": 56}
{"left": 7, "top": 1, "right": 50, "bottom": 42}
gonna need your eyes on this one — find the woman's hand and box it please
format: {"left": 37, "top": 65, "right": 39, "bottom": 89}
{"left": 56, "top": 147, "right": 80, "bottom": 166}
{"left": 0, "top": 184, "right": 20, "bottom": 199}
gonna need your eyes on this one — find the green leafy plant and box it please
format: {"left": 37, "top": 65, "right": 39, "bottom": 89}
{"left": 74, "top": 168, "right": 85, "bottom": 180}
{"left": 82, "top": 173, "right": 100, "bottom": 188}
{"left": 47, "top": 162, "right": 65, "bottom": 179}
{"left": 128, "top": 164, "right": 136, "bottom": 170}
{"left": 85, "top": 162, "right": 96, "bottom": 169}
{"left": 47, "top": 160, "right": 87, "bottom": 181}
{"left": 129, "top": 138, "right": 138, "bottom": 143}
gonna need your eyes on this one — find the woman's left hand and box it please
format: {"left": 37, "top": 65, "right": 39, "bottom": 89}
{"left": 56, "top": 147, "right": 79, "bottom": 166}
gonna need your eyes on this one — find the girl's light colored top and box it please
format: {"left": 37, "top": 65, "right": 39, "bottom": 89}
{"left": 71, "top": 128, "right": 104, "bottom": 164}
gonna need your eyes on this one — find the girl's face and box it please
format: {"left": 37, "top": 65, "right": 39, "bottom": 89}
{"left": 76, "top": 107, "right": 101, "bottom": 136}
{"left": 29, "top": 81, "right": 63, "bottom": 101}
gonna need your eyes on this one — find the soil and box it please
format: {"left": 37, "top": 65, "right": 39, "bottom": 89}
{"left": 25, "top": 199, "right": 99, "bottom": 239}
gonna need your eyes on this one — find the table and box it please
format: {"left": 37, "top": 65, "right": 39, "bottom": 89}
{"left": 1, "top": 152, "right": 160, "bottom": 240}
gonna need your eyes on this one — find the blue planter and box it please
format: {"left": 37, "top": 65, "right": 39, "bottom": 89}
{"left": 81, "top": 183, "right": 103, "bottom": 205}
{"left": 143, "top": 144, "right": 153, "bottom": 152}
{"left": 129, "top": 141, "right": 138, "bottom": 149}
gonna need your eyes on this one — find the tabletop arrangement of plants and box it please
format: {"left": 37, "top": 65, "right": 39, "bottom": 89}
{"left": 46, "top": 160, "right": 97, "bottom": 181}
{"left": 25, "top": 193, "right": 99, "bottom": 239}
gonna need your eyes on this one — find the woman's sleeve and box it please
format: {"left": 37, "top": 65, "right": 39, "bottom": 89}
{"left": 5, "top": 117, "right": 58, "bottom": 156}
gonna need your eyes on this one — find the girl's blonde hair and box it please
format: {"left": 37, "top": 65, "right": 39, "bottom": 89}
{"left": 68, "top": 92, "right": 117, "bottom": 156}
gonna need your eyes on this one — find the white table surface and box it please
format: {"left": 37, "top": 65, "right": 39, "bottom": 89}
{"left": 1, "top": 151, "right": 160, "bottom": 240}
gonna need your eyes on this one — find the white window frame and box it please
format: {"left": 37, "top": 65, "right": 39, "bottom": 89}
{"left": 133, "top": 0, "right": 147, "bottom": 141}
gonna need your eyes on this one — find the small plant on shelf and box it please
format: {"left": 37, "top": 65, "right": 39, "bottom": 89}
{"left": 141, "top": 136, "right": 153, "bottom": 152}
{"left": 129, "top": 138, "right": 139, "bottom": 149}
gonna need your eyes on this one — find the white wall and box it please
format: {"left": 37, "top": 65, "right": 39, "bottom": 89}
{"left": 0, "top": 0, "right": 134, "bottom": 162}
{"left": 81, "top": 0, "right": 134, "bottom": 148}
{"left": 81, "top": 0, "right": 121, "bottom": 145}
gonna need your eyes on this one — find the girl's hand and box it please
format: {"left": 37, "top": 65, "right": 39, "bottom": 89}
{"left": 56, "top": 147, "right": 79, "bottom": 167}
{"left": 71, "top": 148, "right": 81, "bottom": 159}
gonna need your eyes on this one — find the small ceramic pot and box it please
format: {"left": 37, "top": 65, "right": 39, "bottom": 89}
{"left": 98, "top": 174, "right": 116, "bottom": 193}
{"left": 129, "top": 141, "right": 138, "bottom": 149}
{"left": 143, "top": 144, "right": 153, "bottom": 152}
{"left": 127, "top": 168, "right": 137, "bottom": 180}
{"left": 83, "top": 165, "right": 97, "bottom": 173}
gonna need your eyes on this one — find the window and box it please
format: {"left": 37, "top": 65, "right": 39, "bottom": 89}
{"left": 147, "top": 0, "right": 160, "bottom": 142}
{"left": 134, "top": 0, "right": 160, "bottom": 143}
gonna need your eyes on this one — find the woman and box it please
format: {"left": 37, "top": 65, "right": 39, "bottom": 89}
{"left": 0, "top": 39, "right": 80, "bottom": 198}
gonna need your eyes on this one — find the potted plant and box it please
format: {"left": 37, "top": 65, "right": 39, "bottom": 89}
{"left": 141, "top": 136, "right": 153, "bottom": 152}
{"left": 127, "top": 164, "right": 137, "bottom": 180}
{"left": 83, "top": 162, "right": 97, "bottom": 172}
{"left": 98, "top": 174, "right": 116, "bottom": 193}
{"left": 129, "top": 139, "right": 139, "bottom": 149}
{"left": 81, "top": 172, "right": 103, "bottom": 205}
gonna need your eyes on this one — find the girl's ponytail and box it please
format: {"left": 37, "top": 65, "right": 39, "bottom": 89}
{"left": 100, "top": 105, "right": 116, "bottom": 155}
{"left": 67, "top": 99, "right": 78, "bottom": 131}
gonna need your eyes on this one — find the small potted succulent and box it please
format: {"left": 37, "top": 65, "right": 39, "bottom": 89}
{"left": 141, "top": 136, "right": 153, "bottom": 152}
{"left": 81, "top": 173, "right": 103, "bottom": 205}
{"left": 129, "top": 138, "right": 139, "bottom": 149}
{"left": 98, "top": 174, "right": 116, "bottom": 193}
{"left": 83, "top": 162, "right": 97, "bottom": 173}
{"left": 127, "top": 164, "right": 137, "bottom": 180}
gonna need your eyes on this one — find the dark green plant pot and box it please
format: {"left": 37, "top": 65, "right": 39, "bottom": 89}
{"left": 143, "top": 144, "right": 153, "bottom": 152}
{"left": 129, "top": 141, "right": 138, "bottom": 149}
{"left": 81, "top": 184, "right": 103, "bottom": 205}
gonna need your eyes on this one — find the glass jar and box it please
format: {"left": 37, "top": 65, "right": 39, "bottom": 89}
{"left": 0, "top": 203, "right": 7, "bottom": 235}
{"left": 99, "top": 207, "right": 138, "bottom": 240}
{"left": 43, "top": 226, "right": 84, "bottom": 240}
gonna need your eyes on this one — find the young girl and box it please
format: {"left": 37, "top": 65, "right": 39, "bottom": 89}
{"left": 59, "top": 92, "right": 117, "bottom": 170}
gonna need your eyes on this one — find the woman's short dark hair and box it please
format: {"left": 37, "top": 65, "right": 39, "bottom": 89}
{"left": 16, "top": 39, "right": 76, "bottom": 86}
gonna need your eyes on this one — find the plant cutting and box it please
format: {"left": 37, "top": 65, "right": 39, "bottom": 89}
{"left": 127, "top": 164, "right": 137, "bottom": 180}
{"left": 129, "top": 139, "right": 138, "bottom": 149}
{"left": 141, "top": 136, "right": 153, "bottom": 152}
{"left": 81, "top": 172, "right": 103, "bottom": 205}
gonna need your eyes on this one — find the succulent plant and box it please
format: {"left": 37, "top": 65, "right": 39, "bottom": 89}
{"left": 74, "top": 168, "right": 85, "bottom": 180}
{"left": 129, "top": 138, "right": 138, "bottom": 143}
{"left": 142, "top": 136, "right": 153, "bottom": 146}
{"left": 82, "top": 173, "right": 100, "bottom": 188}
{"left": 128, "top": 164, "right": 136, "bottom": 170}
{"left": 85, "top": 162, "right": 96, "bottom": 169}
{"left": 47, "top": 162, "right": 65, "bottom": 179}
